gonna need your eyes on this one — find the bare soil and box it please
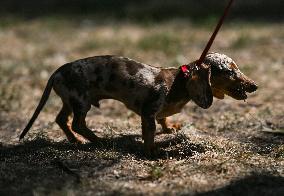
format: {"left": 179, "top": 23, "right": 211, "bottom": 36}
{"left": 0, "top": 19, "right": 283, "bottom": 195}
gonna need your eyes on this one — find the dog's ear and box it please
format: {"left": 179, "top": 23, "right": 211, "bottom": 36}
{"left": 186, "top": 67, "right": 213, "bottom": 109}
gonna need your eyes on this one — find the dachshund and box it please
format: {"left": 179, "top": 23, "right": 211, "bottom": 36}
{"left": 20, "top": 0, "right": 257, "bottom": 155}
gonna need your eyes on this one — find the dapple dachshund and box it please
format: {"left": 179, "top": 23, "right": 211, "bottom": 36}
{"left": 19, "top": 52, "right": 257, "bottom": 154}
{"left": 19, "top": 55, "right": 213, "bottom": 154}
{"left": 20, "top": 0, "right": 257, "bottom": 155}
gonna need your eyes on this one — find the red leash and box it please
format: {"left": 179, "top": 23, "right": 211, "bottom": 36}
{"left": 180, "top": 0, "right": 235, "bottom": 78}
{"left": 196, "top": 0, "right": 235, "bottom": 66}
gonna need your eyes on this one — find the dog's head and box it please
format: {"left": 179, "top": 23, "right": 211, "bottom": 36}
{"left": 181, "top": 63, "right": 213, "bottom": 109}
{"left": 204, "top": 52, "right": 257, "bottom": 100}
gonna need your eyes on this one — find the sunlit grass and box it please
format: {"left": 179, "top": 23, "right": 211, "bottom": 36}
{"left": 137, "top": 32, "right": 181, "bottom": 54}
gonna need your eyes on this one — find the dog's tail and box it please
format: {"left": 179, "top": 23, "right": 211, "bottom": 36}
{"left": 19, "top": 73, "right": 55, "bottom": 140}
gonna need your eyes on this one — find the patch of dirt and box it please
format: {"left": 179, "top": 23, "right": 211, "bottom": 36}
{"left": 0, "top": 20, "right": 284, "bottom": 195}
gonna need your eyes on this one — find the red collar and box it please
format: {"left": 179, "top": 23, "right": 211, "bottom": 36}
{"left": 180, "top": 64, "right": 199, "bottom": 78}
{"left": 180, "top": 65, "right": 191, "bottom": 78}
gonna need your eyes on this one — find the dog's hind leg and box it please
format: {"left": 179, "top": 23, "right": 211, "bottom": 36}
{"left": 70, "top": 98, "right": 99, "bottom": 142}
{"left": 56, "top": 102, "right": 82, "bottom": 143}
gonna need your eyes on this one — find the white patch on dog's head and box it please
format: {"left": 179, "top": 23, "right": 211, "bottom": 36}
{"left": 204, "top": 52, "right": 238, "bottom": 71}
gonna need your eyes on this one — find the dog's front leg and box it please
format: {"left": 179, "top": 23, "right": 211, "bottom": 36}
{"left": 141, "top": 115, "right": 156, "bottom": 156}
{"left": 157, "top": 118, "right": 182, "bottom": 134}
{"left": 157, "top": 118, "right": 173, "bottom": 133}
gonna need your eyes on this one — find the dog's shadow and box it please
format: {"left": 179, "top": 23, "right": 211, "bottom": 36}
{"left": 89, "top": 133, "right": 205, "bottom": 159}
{"left": 94, "top": 133, "right": 206, "bottom": 159}
{"left": 0, "top": 133, "right": 206, "bottom": 195}
{"left": 3, "top": 133, "right": 206, "bottom": 160}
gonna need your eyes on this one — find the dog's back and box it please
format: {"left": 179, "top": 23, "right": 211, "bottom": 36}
{"left": 53, "top": 55, "right": 167, "bottom": 115}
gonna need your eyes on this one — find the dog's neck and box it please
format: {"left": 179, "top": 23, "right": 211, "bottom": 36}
{"left": 158, "top": 65, "right": 193, "bottom": 104}
{"left": 154, "top": 66, "right": 194, "bottom": 118}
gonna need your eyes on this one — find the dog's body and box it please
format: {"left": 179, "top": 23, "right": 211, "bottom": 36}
{"left": 20, "top": 53, "right": 257, "bottom": 155}
{"left": 20, "top": 54, "right": 213, "bottom": 154}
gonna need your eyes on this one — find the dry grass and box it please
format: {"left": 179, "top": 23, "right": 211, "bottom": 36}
{"left": 0, "top": 18, "right": 284, "bottom": 195}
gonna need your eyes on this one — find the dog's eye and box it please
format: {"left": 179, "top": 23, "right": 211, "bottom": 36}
{"left": 223, "top": 69, "right": 234, "bottom": 75}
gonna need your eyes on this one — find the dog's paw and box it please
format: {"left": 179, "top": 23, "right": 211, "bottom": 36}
{"left": 159, "top": 123, "right": 182, "bottom": 134}
{"left": 69, "top": 134, "right": 86, "bottom": 144}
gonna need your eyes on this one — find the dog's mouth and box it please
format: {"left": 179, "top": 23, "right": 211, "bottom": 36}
{"left": 228, "top": 87, "right": 248, "bottom": 100}
{"left": 212, "top": 82, "right": 257, "bottom": 100}
{"left": 213, "top": 88, "right": 247, "bottom": 100}
{"left": 227, "top": 82, "right": 257, "bottom": 100}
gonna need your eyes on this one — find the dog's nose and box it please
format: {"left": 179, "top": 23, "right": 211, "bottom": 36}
{"left": 247, "top": 82, "right": 258, "bottom": 92}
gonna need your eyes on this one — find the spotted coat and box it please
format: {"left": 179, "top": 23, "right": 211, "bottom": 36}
{"left": 20, "top": 53, "right": 257, "bottom": 155}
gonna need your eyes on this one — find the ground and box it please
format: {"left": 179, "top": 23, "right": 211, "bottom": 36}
{"left": 0, "top": 18, "right": 283, "bottom": 195}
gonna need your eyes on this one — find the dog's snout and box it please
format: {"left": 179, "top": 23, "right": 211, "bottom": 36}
{"left": 247, "top": 82, "right": 258, "bottom": 92}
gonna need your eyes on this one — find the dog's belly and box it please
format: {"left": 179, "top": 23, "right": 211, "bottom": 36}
{"left": 90, "top": 83, "right": 165, "bottom": 116}
{"left": 90, "top": 90, "right": 146, "bottom": 115}
{"left": 156, "top": 100, "right": 188, "bottom": 118}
